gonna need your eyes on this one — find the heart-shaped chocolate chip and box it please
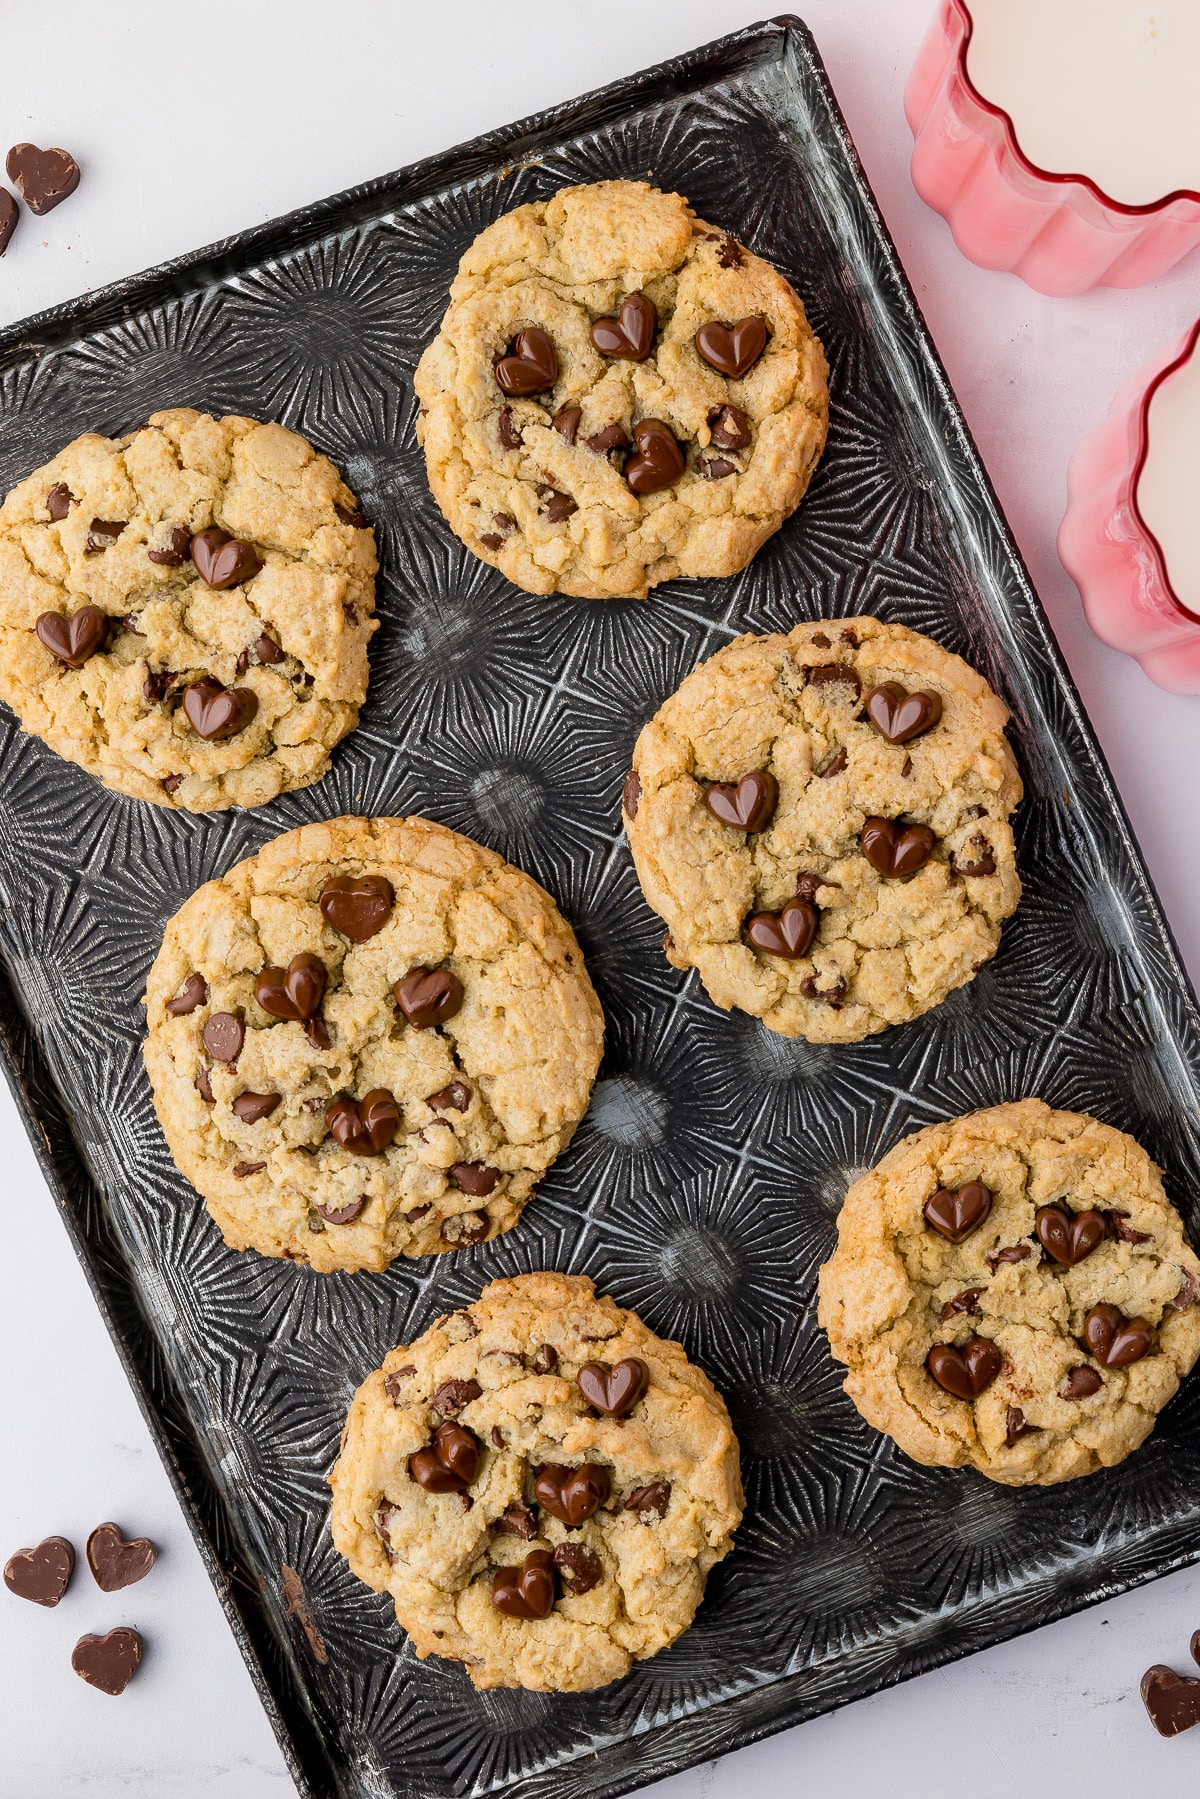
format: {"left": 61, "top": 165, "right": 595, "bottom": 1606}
{"left": 1062, "top": 1365, "right": 1104, "bottom": 1400}
{"left": 449, "top": 1161, "right": 501, "bottom": 1197}
{"left": 492, "top": 1548, "right": 555, "bottom": 1618}
{"left": 1142, "top": 1664, "right": 1200, "bottom": 1738}
{"left": 255, "top": 952, "right": 327, "bottom": 1023}
{"left": 202, "top": 1011, "right": 243, "bottom": 1062}
{"left": 395, "top": 966, "right": 464, "bottom": 1029}
{"left": 860, "top": 815, "right": 936, "bottom": 878}
{"left": 71, "top": 1628, "right": 142, "bottom": 1696}
{"left": 494, "top": 328, "right": 558, "bottom": 396}
{"left": 534, "top": 1463, "right": 611, "bottom": 1527}
{"left": 3, "top": 1535, "right": 75, "bottom": 1606}
{"left": 182, "top": 677, "right": 259, "bottom": 741}
{"left": 189, "top": 527, "right": 262, "bottom": 589}
{"left": 746, "top": 896, "right": 818, "bottom": 960}
{"left": 326, "top": 1088, "right": 400, "bottom": 1155}
{"left": 553, "top": 1543, "right": 603, "bottom": 1594}
{"left": 708, "top": 404, "right": 752, "bottom": 450}
{"left": 625, "top": 419, "right": 685, "bottom": 495}
{"left": 923, "top": 1181, "right": 992, "bottom": 1242}
{"left": 231, "top": 1091, "right": 280, "bottom": 1125}
{"left": 86, "top": 1523, "right": 157, "bottom": 1592}
{"left": 35, "top": 605, "right": 108, "bottom": 667}
{"left": 696, "top": 316, "right": 768, "bottom": 378}
{"left": 0, "top": 190, "right": 17, "bottom": 257}
{"left": 1083, "top": 1303, "right": 1154, "bottom": 1367}
{"left": 705, "top": 770, "right": 778, "bottom": 832}
{"left": 1035, "top": 1205, "right": 1105, "bottom": 1266}
{"left": 408, "top": 1421, "right": 480, "bottom": 1493}
{"left": 428, "top": 1081, "right": 471, "bottom": 1113}
{"left": 7, "top": 143, "right": 80, "bottom": 214}
{"left": 865, "top": 682, "right": 943, "bottom": 745}
{"left": 591, "top": 292, "right": 657, "bottom": 361}
{"left": 319, "top": 873, "right": 395, "bottom": 942}
{"left": 925, "top": 1335, "right": 1002, "bottom": 1399}
{"left": 578, "top": 1357, "right": 649, "bottom": 1418}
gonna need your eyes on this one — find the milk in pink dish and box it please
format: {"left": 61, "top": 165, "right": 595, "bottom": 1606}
{"left": 1059, "top": 322, "right": 1200, "bottom": 693}
{"left": 965, "top": 1, "right": 1200, "bottom": 207}
{"left": 906, "top": 1, "right": 1200, "bottom": 294}
{"left": 1137, "top": 339, "right": 1200, "bottom": 618}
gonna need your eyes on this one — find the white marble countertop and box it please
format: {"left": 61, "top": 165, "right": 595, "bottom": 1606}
{"left": 2, "top": 2, "right": 1200, "bottom": 1793}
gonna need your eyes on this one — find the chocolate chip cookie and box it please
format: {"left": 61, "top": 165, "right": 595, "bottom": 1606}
{"left": 623, "top": 616, "right": 1022, "bottom": 1041}
{"left": 414, "top": 180, "right": 828, "bottom": 599}
{"left": 143, "top": 817, "right": 604, "bottom": 1271}
{"left": 817, "top": 1100, "right": 1200, "bottom": 1485}
{"left": 0, "top": 409, "right": 377, "bottom": 810}
{"left": 329, "top": 1272, "right": 743, "bottom": 1690}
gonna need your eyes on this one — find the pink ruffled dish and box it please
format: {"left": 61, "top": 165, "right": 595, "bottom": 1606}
{"left": 905, "top": 0, "right": 1200, "bottom": 296}
{"left": 1059, "top": 320, "right": 1200, "bottom": 694}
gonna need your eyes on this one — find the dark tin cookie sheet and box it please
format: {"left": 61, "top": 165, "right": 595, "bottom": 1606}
{"left": 1, "top": 16, "right": 1199, "bottom": 1798}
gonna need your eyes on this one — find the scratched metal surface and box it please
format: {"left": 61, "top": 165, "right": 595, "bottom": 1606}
{"left": 1, "top": 17, "right": 1199, "bottom": 1799}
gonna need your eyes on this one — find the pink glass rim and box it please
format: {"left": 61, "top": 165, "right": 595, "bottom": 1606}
{"left": 1130, "top": 315, "right": 1200, "bottom": 627}
{"left": 949, "top": 0, "right": 1200, "bottom": 218}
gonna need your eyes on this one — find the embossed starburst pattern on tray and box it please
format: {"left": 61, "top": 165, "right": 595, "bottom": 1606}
{"left": 1, "top": 20, "right": 1200, "bottom": 1799}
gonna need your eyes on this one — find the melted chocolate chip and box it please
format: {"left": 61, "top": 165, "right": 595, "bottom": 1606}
{"left": 624, "top": 1481, "right": 671, "bottom": 1523}
{"left": 147, "top": 525, "right": 193, "bottom": 566}
{"left": 553, "top": 1543, "right": 602, "bottom": 1594}
{"left": 202, "top": 1012, "right": 244, "bottom": 1063}
{"left": 166, "top": 973, "right": 208, "bottom": 1015}
{"left": 553, "top": 403, "right": 582, "bottom": 444}
{"left": 431, "top": 1379, "right": 482, "bottom": 1418}
{"left": 45, "top": 482, "right": 74, "bottom": 521}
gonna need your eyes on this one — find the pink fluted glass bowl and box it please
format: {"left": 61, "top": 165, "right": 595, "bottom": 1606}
{"left": 905, "top": 0, "right": 1200, "bottom": 297}
{"left": 1059, "top": 320, "right": 1200, "bottom": 694}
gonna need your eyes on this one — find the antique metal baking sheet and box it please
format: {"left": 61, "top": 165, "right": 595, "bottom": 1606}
{"left": 2, "top": 18, "right": 1199, "bottom": 1798}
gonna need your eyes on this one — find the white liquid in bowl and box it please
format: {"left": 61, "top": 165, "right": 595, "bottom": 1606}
{"left": 965, "top": 0, "right": 1200, "bottom": 207}
{"left": 1138, "top": 341, "right": 1200, "bottom": 615}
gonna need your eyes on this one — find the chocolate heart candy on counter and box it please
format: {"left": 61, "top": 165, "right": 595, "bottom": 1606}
{"left": 71, "top": 1629, "right": 143, "bottom": 1696}
{"left": 7, "top": 142, "right": 80, "bottom": 214}
{"left": 86, "top": 1522, "right": 157, "bottom": 1592}
{"left": 4, "top": 1535, "right": 75, "bottom": 1606}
